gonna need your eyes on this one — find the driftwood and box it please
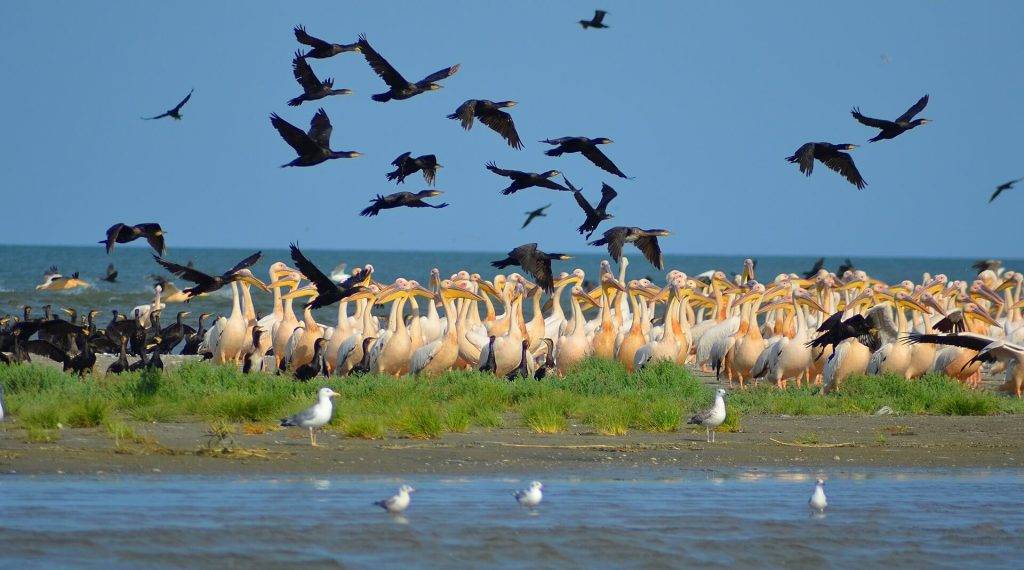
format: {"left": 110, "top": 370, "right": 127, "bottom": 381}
{"left": 769, "top": 437, "right": 857, "bottom": 448}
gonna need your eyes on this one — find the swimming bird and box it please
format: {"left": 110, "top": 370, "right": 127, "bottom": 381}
{"left": 101, "top": 263, "right": 118, "bottom": 283}
{"left": 579, "top": 10, "right": 609, "bottom": 29}
{"left": 271, "top": 108, "right": 362, "bottom": 167}
{"left": 386, "top": 152, "right": 441, "bottom": 185}
{"left": 566, "top": 177, "right": 616, "bottom": 238}
{"left": 448, "top": 99, "right": 523, "bottom": 149}
{"left": 851, "top": 95, "right": 930, "bottom": 142}
{"left": 293, "top": 25, "right": 359, "bottom": 59}
{"left": 541, "top": 137, "right": 628, "bottom": 178}
{"left": 101, "top": 223, "right": 166, "bottom": 256}
{"left": 153, "top": 251, "right": 265, "bottom": 298}
{"left": 786, "top": 142, "right": 866, "bottom": 189}
{"left": 374, "top": 485, "right": 415, "bottom": 513}
{"left": 491, "top": 244, "right": 571, "bottom": 293}
{"left": 521, "top": 204, "right": 551, "bottom": 229}
{"left": 485, "top": 162, "right": 569, "bottom": 195}
{"left": 989, "top": 177, "right": 1023, "bottom": 203}
{"left": 360, "top": 190, "right": 448, "bottom": 217}
{"left": 514, "top": 481, "right": 544, "bottom": 507}
{"left": 809, "top": 479, "right": 827, "bottom": 512}
{"left": 142, "top": 89, "right": 193, "bottom": 120}
{"left": 288, "top": 50, "right": 352, "bottom": 106}
{"left": 688, "top": 388, "right": 726, "bottom": 443}
{"left": 294, "top": 337, "right": 329, "bottom": 381}
{"left": 357, "top": 34, "right": 459, "bottom": 102}
{"left": 589, "top": 227, "right": 670, "bottom": 269}
{"left": 288, "top": 243, "right": 373, "bottom": 309}
{"left": 280, "top": 386, "right": 340, "bottom": 446}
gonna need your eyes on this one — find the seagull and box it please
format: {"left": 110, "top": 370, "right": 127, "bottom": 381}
{"left": 0, "top": 383, "right": 6, "bottom": 421}
{"left": 375, "top": 484, "right": 415, "bottom": 514}
{"left": 809, "top": 478, "right": 827, "bottom": 512}
{"left": 688, "top": 388, "right": 726, "bottom": 443}
{"left": 514, "top": 481, "right": 543, "bottom": 507}
{"left": 279, "top": 387, "right": 339, "bottom": 446}
{"left": 142, "top": 89, "right": 193, "bottom": 120}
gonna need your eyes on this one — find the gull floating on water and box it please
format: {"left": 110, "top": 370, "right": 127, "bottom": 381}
{"left": 279, "top": 387, "right": 339, "bottom": 446}
{"left": 809, "top": 478, "right": 828, "bottom": 512}
{"left": 688, "top": 388, "right": 727, "bottom": 443}
{"left": 514, "top": 481, "right": 544, "bottom": 507}
{"left": 375, "top": 484, "right": 415, "bottom": 514}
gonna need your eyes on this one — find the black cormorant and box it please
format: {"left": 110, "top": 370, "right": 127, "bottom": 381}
{"left": 288, "top": 50, "right": 352, "bottom": 106}
{"left": 153, "top": 251, "right": 264, "bottom": 298}
{"left": 491, "top": 243, "right": 571, "bottom": 292}
{"left": 289, "top": 243, "right": 372, "bottom": 309}
{"left": 142, "top": 89, "right": 193, "bottom": 120}
{"left": 293, "top": 25, "right": 359, "bottom": 59}
{"left": 589, "top": 227, "right": 671, "bottom": 269}
{"left": 541, "top": 137, "right": 628, "bottom": 178}
{"left": 101, "top": 223, "right": 166, "bottom": 255}
{"left": 851, "top": 95, "right": 930, "bottom": 142}
{"left": 360, "top": 190, "right": 448, "bottom": 217}
{"left": 271, "top": 108, "right": 361, "bottom": 167}
{"left": 521, "top": 204, "right": 551, "bottom": 229}
{"left": 448, "top": 100, "right": 522, "bottom": 149}
{"left": 989, "top": 178, "right": 1022, "bottom": 203}
{"left": 357, "top": 34, "right": 459, "bottom": 102}
{"left": 387, "top": 152, "right": 441, "bottom": 185}
{"left": 579, "top": 10, "right": 609, "bottom": 29}
{"left": 485, "top": 162, "right": 569, "bottom": 195}
{"left": 566, "top": 176, "right": 616, "bottom": 238}
{"left": 786, "top": 142, "right": 866, "bottom": 189}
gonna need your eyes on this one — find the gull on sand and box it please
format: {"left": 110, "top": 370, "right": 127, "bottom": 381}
{"left": 688, "top": 388, "right": 726, "bottom": 443}
{"left": 280, "top": 387, "right": 339, "bottom": 446}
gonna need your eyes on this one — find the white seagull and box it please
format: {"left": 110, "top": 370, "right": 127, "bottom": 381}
{"left": 0, "top": 383, "right": 6, "bottom": 421}
{"left": 279, "top": 387, "right": 339, "bottom": 446}
{"left": 688, "top": 388, "right": 727, "bottom": 443}
{"left": 514, "top": 481, "right": 544, "bottom": 507}
{"left": 375, "top": 484, "right": 415, "bottom": 514}
{"left": 809, "top": 478, "right": 828, "bottom": 512}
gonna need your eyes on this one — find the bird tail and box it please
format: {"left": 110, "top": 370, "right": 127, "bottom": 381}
{"left": 371, "top": 93, "right": 391, "bottom": 103}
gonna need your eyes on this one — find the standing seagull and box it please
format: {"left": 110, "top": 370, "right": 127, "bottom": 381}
{"left": 786, "top": 142, "right": 866, "bottom": 189}
{"left": 270, "top": 108, "right": 362, "bottom": 167}
{"left": 357, "top": 34, "right": 460, "bottom": 102}
{"left": 387, "top": 152, "right": 441, "bottom": 185}
{"left": 492, "top": 243, "right": 571, "bottom": 293}
{"left": 142, "top": 89, "right": 193, "bottom": 120}
{"left": 579, "top": 10, "right": 609, "bottom": 29}
{"left": 566, "top": 177, "right": 616, "bottom": 238}
{"left": 521, "top": 204, "right": 551, "bottom": 229}
{"left": 589, "top": 226, "right": 670, "bottom": 269}
{"left": 851, "top": 95, "right": 930, "bottom": 142}
{"left": 687, "top": 388, "right": 726, "bottom": 443}
{"left": 447, "top": 99, "right": 523, "bottom": 149}
{"left": 989, "top": 177, "right": 1023, "bottom": 203}
{"left": 360, "top": 190, "right": 448, "bottom": 217}
{"left": 101, "top": 223, "right": 166, "bottom": 255}
{"left": 809, "top": 479, "right": 828, "bottom": 512}
{"left": 279, "top": 386, "right": 340, "bottom": 447}
{"left": 287, "top": 51, "right": 352, "bottom": 106}
{"left": 293, "top": 25, "right": 360, "bottom": 59}
{"left": 542, "top": 137, "right": 629, "bottom": 178}
{"left": 514, "top": 481, "right": 544, "bottom": 507}
{"left": 375, "top": 485, "right": 415, "bottom": 514}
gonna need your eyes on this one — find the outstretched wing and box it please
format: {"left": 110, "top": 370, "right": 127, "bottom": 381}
{"left": 153, "top": 255, "right": 213, "bottom": 285}
{"left": 308, "top": 108, "right": 333, "bottom": 148}
{"left": 294, "top": 25, "right": 330, "bottom": 50}
{"left": 135, "top": 223, "right": 165, "bottom": 255}
{"left": 593, "top": 10, "right": 607, "bottom": 24}
{"left": 292, "top": 51, "right": 322, "bottom": 92}
{"left": 477, "top": 107, "right": 523, "bottom": 150}
{"left": 803, "top": 257, "right": 825, "bottom": 279}
{"left": 225, "top": 251, "right": 262, "bottom": 276}
{"left": 901, "top": 332, "right": 990, "bottom": 352}
{"left": 823, "top": 153, "right": 867, "bottom": 189}
{"left": 416, "top": 64, "right": 460, "bottom": 87}
{"left": 357, "top": 34, "right": 409, "bottom": 88}
{"left": 850, "top": 107, "right": 892, "bottom": 129}
{"left": 449, "top": 100, "right": 476, "bottom": 129}
{"left": 289, "top": 243, "right": 336, "bottom": 295}
{"left": 270, "top": 113, "right": 318, "bottom": 155}
{"left": 485, "top": 162, "right": 520, "bottom": 178}
{"left": 24, "top": 339, "right": 67, "bottom": 362}
{"left": 535, "top": 177, "right": 570, "bottom": 191}
{"left": 634, "top": 236, "right": 664, "bottom": 269}
{"left": 573, "top": 190, "right": 597, "bottom": 217}
{"left": 595, "top": 183, "right": 617, "bottom": 211}
{"left": 581, "top": 145, "right": 628, "bottom": 178}
{"left": 989, "top": 186, "right": 1007, "bottom": 203}
{"left": 171, "top": 89, "right": 193, "bottom": 113}
{"left": 103, "top": 223, "right": 127, "bottom": 253}
{"left": 895, "top": 94, "right": 929, "bottom": 123}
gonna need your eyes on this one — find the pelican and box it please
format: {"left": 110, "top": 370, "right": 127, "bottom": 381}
{"left": 36, "top": 267, "right": 90, "bottom": 291}
{"left": 557, "top": 286, "right": 594, "bottom": 374}
{"left": 411, "top": 281, "right": 483, "bottom": 375}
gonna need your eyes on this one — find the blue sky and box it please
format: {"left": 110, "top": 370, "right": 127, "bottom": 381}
{"left": 2, "top": 1, "right": 1022, "bottom": 258}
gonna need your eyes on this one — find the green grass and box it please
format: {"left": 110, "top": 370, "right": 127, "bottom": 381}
{"left": 1, "top": 361, "right": 1022, "bottom": 441}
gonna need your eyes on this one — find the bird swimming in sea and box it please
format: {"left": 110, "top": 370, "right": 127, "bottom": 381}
{"left": 589, "top": 227, "right": 670, "bottom": 269}
{"left": 101, "top": 223, "right": 166, "bottom": 256}
{"left": 485, "top": 162, "right": 570, "bottom": 195}
{"left": 360, "top": 190, "right": 448, "bottom": 217}
{"left": 287, "top": 50, "right": 352, "bottom": 106}
{"left": 153, "top": 251, "right": 265, "bottom": 298}
{"left": 851, "top": 95, "right": 930, "bottom": 142}
{"left": 514, "top": 481, "right": 544, "bottom": 507}
{"left": 566, "top": 177, "right": 616, "bottom": 239}
{"left": 492, "top": 244, "right": 571, "bottom": 293}
{"left": 375, "top": 485, "right": 415, "bottom": 514}
{"left": 293, "top": 25, "right": 360, "bottom": 59}
{"left": 142, "top": 89, "right": 193, "bottom": 120}
{"left": 288, "top": 243, "right": 372, "bottom": 309}
{"left": 786, "top": 142, "right": 866, "bottom": 189}
{"left": 579, "top": 9, "right": 609, "bottom": 29}
{"left": 541, "top": 137, "right": 629, "bottom": 178}
{"left": 101, "top": 263, "right": 118, "bottom": 283}
{"left": 280, "top": 386, "right": 340, "bottom": 446}
{"left": 688, "top": 388, "right": 726, "bottom": 443}
{"left": 387, "top": 152, "right": 441, "bottom": 185}
{"left": 36, "top": 267, "right": 90, "bottom": 291}
{"left": 447, "top": 99, "right": 523, "bottom": 149}
{"left": 989, "top": 177, "right": 1022, "bottom": 203}
{"left": 271, "top": 108, "right": 362, "bottom": 167}
{"left": 521, "top": 204, "right": 551, "bottom": 229}
{"left": 357, "top": 34, "right": 459, "bottom": 102}
{"left": 809, "top": 479, "right": 827, "bottom": 512}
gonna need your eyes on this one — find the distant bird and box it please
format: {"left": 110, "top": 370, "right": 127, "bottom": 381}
{"left": 289, "top": 243, "right": 372, "bottom": 309}
{"left": 786, "top": 142, "right": 866, "bottom": 189}
{"left": 447, "top": 99, "right": 523, "bottom": 149}
{"left": 579, "top": 9, "right": 609, "bottom": 29}
{"left": 271, "top": 108, "right": 361, "bottom": 167}
{"left": 142, "top": 89, "right": 193, "bottom": 120}
{"left": 521, "top": 204, "right": 551, "bottom": 229}
{"left": 357, "top": 34, "right": 459, "bottom": 102}
{"left": 589, "top": 227, "right": 671, "bottom": 269}
{"left": 836, "top": 258, "right": 855, "bottom": 277}
{"left": 287, "top": 50, "right": 352, "bottom": 106}
{"left": 688, "top": 388, "right": 727, "bottom": 443}
{"left": 565, "top": 176, "right": 616, "bottom": 238}
{"left": 101, "top": 223, "right": 166, "bottom": 256}
{"left": 279, "top": 386, "right": 340, "bottom": 446}
{"left": 989, "top": 177, "right": 1023, "bottom": 203}
{"left": 972, "top": 259, "right": 1003, "bottom": 275}
{"left": 485, "top": 162, "right": 570, "bottom": 195}
{"left": 851, "top": 95, "right": 930, "bottom": 142}
{"left": 387, "top": 152, "right": 441, "bottom": 185}
{"left": 293, "top": 25, "right": 359, "bottom": 59}
{"left": 375, "top": 485, "right": 415, "bottom": 514}
{"left": 491, "top": 243, "right": 571, "bottom": 293}
{"left": 809, "top": 479, "right": 828, "bottom": 512}
{"left": 802, "top": 257, "right": 825, "bottom": 279}
{"left": 101, "top": 263, "right": 118, "bottom": 283}
{"left": 153, "top": 251, "right": 264, "bottom": 298}
{"left": 542, "top": 137, "right": 628, "bottom": 178}
{"left": 360, "top": 190, "right": 448, "bottom": 217}
{"left": 514, "top": 481, "right": 544, "bottom": 507}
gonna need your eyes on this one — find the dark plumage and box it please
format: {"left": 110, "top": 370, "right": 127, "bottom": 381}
{"left": 158, "top": 311, "right": 194, "bottom": 354}
{"left": 851, "top": 95, "right": 930, "bottom": 142}
{"left": 294, "top": 338, "right": 329, "bottom": 381}
{"left": 836, "top": 258, "right": 856, "bottom": 277}
{"left": 271, "top": 108, "right": 361, "bottom": 167}
{"left": 180, "top": 313, "right": 210, "bottom": 355}
{"left": 293, "top": 25, "right": 359, "bottom": 59}
{"left": 142, "top": 89, "right": 193, "bottom": 120}
{"left": 289, "top": 243, "right": 371, "bottom": 310}
{"left": 533, "top": 338, "right": 556, "bottom": 380}
{"left": 447, "top": 99, "right": 523, "bottom": 149}
{"left": 101, "top": 223, "right": 166, "bottom": 256}
{"left": 101, "top": 263, "right": 118, "bottom": 283}
{"left": 359, "top": 190, "right": 448, "bottom": 217}
{"left": 973, "top": 259, "right": 1002, "bottom": 275}
{"left": 541, "top": 137, "right": 628, "bottom": 178}
{"left": 579, "top": 9, "right": 609, "bottom": 29}
{"left": 589, "top": 227, "right": 670, "bottom": 269}
{"left": 387, "top": 153, "right": 441, "bottom": 185}
{"left": 479, "top": 336, "right": 497, "bottom": 373}
{"left": 802, "top": 257, "right": 825, "bottom": 279}
{"left": 485, "top": 162, "right": 569, "bottom": 195}
{"left": 106, "top": 336, "right": 130, "bottom": 375}
{"left": 348, "top": 337, "right": 377, "bottom": 376}
{"left": 505, "top": 340, "right": 531, "bottom": 381}
{"left": 989, "top": 178, "right": 1022, "bottom": 203}
{"left": 288, "top": 50, "right": 352, "bottom": 106}
{"left": 786, "top": 142, "right": 866, "bottom": 189}
{"left": 491, "top": 243, "right": 571, "bottom": 292}
{"left": 565, "top": 176, "right": 616, "bottom": 238}
{"left": 356, "top": 34, "right": 459, "bottom": 102}
{"left": 806, "top": 312, "right": 872, "bottom": 351}
{"left": 153, "top": 251, "right": 263, "bottom": 298}
{"left": 521, "top": 204, "right": 551, "bottom": 229}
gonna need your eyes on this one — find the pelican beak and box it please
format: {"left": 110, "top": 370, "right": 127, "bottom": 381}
{"left": 442, "top": 287, "right": 483, "bottom": 302}
{"left": 968, "top": 306, "right": 999, "bottom": 327}
{"left": 375, "top": 286, "right": 406, "bottom": 304}
{"left": 344, "top": 288, "right": 375, "bottom": 302}
{"left": 409, "top": 285, "right": 434, "bottom": 299}
{"left": 281, "top": 285, "right": 318, "bottom": 300}
{"left": 796, "top": 292, "right": 826, "bottom": 314}
{"left": 923, "top": 296, "right": 948, "bottom": 316}
{"left": 239, "top": 275, "right": 270, "bottom": 292}
{"left": 793, "top": 278, "right": 817, "bottom": 288}
{"left": 995, "top": 279, "right": 1017, "bottom": 292}
{"left": 762, "top": 285, "right": 789, "bottom": 302}
{"left": 974, "top": 284, "right": 1005, "bottom": 306}
{"left": 474, "top": 278, "right": 499, "bottom": 298}
{"left": 269, "top": 277, "right": 300, "bottom": 290}
{"left": 61, "top": 307, "right": 74, "bottom": 316}
{"left": 602, "top": 278, "right": 626, "bottom": 294}
{"left": 899, "top": 297, "right": 931, "bottom": 314}
{"left": 553, "top": 274, "right": 582, "bottom": 288}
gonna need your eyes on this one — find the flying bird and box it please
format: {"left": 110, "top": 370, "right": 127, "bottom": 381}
{"left": 356, "top": 34, "right": 459, "bottom": 102}
{"left": 521, "top": 204, "right": 551, "bottom": 229}
{"left": 802, "top": 257, "right": 825, "bottom": 279}
{"left": 786, "top": 142, "right": 866, "bottom": 189}
{"left": 989, "top": 177, "right": 1023, "bottom": 203}
{"left": 589, "top": 227, "right": 671, "bottom": 269}
{"left": 851, "top": 95, "right": 930, "bottom": 142}
{"left": 270, "top": 108, "right": 361, "bottom": 167}
{"left": 836, "top": 258, "right": 856, "bottom": 277}
{"left": 972, "top": 259, "right": 1002, "bottom": 275}
{"left": 447, "top": 99, "right": 523, "bottom": 149}
{"left": 387, "top": 152, "right": 441, "bottom": 185}
{"left": 293, "top": 25, "right": 359, "bottom": 59}
{"left": 153, "top": 251, "right": 265, "bottom": 298}
{"left": 565, "top": 176, "right": 616, "bottom": 238}
{"left": 142, "top": 89, "right": 193, "bottom": 121}
{"left": 541, "top": 137, "right": 628, "bottom": 178}
{"left": 101, "top": 223, "right": 166, "bottom": 255}
{"left": 288, "top": 243, "right": 372, "bottom": 309}
{"left": 288, "top": 51, "right": 352, "bottom": 106}
{"left": 491, "top": 243, "right": 571, "bottom": 292}
{"left": 485, "top": 162, "right": 569, "bottom": 195}
{"left": 101, "top": 263, "right": 118, "bottom": 283}
{"left": 579, "top": 10, "right": 609, "bottom": 29}
{"left": 360, "top": 190, "right": 448, "bottom": 217}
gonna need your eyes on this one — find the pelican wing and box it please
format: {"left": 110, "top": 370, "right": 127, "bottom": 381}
{"left": 410, "top": 339, "right": 443, "bottom": 373}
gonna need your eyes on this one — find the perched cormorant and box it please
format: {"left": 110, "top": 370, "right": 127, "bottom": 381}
{"left": 491, "top": 243, "right": 571, "bottom": 292}
{"left": 989, "top": 178, "right": 1022, "bottom": 203}
{"left": 356, "top": 34, "right": 460, "bottom": 102}
{"left": 153, "top": 251, "right": 264, "bottom": 298}
{"left": 293, "top": 25, "right": 360, "bottom": 59}
{"left": 142, "top": 89, "right": 193, "bottom": 121}
{"left": 271, "top": 108, "right": 361, "bottom": 167}
{"left": 566, "top": 176, "right": 616, "bottom": 238}
{"left": 579, "top": 10, "right": 609, "bottom": 29}
{"left": 288, "top": 50, "right": 352, "bottom": 106}
{"left": 541, "top": 137, "right": 628, "bottom": 178}
{"left": 479, "top": 335, "right": 497, "bottom": 373}
{"left": 101, "top": 223, "right": 166, "bottom": 256}
{"left": 533, "top": 338, "right": 556, "bottom": 380}
{"left": 851, "top": 95, "right": 930, "bottom": 142}
{"left": 505, "top": 340, "right": 531, "bottom": 380}
{"left": 101, "top": 263, "right": 118, "bottom": 283}
{"left": 447, "top": 100, "right": 522, "bottom": 149}
{"left": 294, "top": 337, "right": 329, "bottom": 381}
{"left": 242, "top": 329, "right": 266, "bottom": 374}
{"left": 386, "top": 152, "right": 441, "bottom": 185}
{"left": 589, "top": 227, "right": 671, "bottom": 269}
{"left": 106, "top": 336, "right": 130, "bottom": 375}
{"left": 158, "top": 311, "right": 194, "bottom": 354}
{"left": 181, "top": 312, "right": 210, "bottom": 355}
{"left": 289, "top": 243, "right": 372, "bottom": 309}
{"left": 786, "top": 142, "right": 866, "bottom": 189}
{"left": 359, "top": 190, "right": 448, "bottom": 217}
{"left": 521, "top": 204, "right": 551, "bottom": 229}
{"left": 348, "top": 337, "right": 377, "bottom": 376}
{"left": 485, "top": 162, "right": 569, "bottom": 195}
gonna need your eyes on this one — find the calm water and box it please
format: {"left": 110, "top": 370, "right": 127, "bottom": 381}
{"left": 0, "top": 244, "right": 1017, "bottom": 327}
{"left": 1, "top": 469, "right": 1022, "bottom": 568}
